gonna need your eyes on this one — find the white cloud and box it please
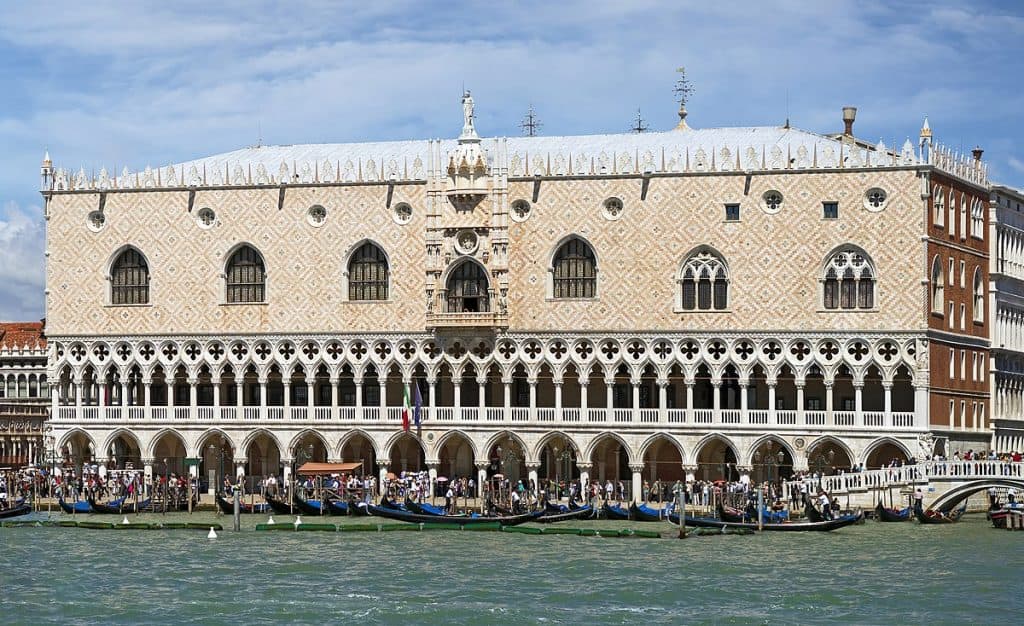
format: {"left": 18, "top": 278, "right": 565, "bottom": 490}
{"left": 0, "top": 202, "right": 45, "bottom": 321}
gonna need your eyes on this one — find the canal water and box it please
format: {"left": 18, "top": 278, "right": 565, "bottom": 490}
{"left": 0, "top": 511, "right": 1020, "bottom": 624}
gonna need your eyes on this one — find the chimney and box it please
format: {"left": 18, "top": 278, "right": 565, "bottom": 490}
{"left": 972, "top": 146, "right": 984, "bottom": 163}
{"left": 842, "top": 106, "right": 857, "bottom": 136}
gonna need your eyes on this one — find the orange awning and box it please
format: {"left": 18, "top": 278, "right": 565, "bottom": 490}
{"left": 296, "top": 462, "right": 363, "bottom": 476}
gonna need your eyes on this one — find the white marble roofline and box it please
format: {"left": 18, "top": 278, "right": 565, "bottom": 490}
{"left": 47, "top": 125, "right": 987, "bottom": 193}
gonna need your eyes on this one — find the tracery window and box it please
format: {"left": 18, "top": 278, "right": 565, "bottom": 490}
{"left": 110, "top": 248, "right": 150, "bottom": 305}
{"left": 551, "top": 237, "right": 597, "bottom": 299}
{"left": 934, "top": 188, "right": 945, "bottom": 227}
{"left": 225, "top": 245, "right": 265, "bottom": 304}
{"left": 971, "top": 198, "right": 984, "bottom": 240}
{"left": 679, "top": 249, "right": 728, "bottom": 311}
{"left": 348, "top": 242, "right": 389, "bottom": 301}
{"left": 931, "top": 256, "right": 944, "bottom": 314}
{"left": 822, "top": 248, "right": 874, "bottom": 310}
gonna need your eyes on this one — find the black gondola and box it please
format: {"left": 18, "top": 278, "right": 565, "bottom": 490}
{"left": 348, "top": 498, "right": 372, "bottom": 516}
{"left": 264, "top": 494, "right": 295, "bottom": 515}
{"left": 536, "top": 505, "right": 595, "bottom": 523}
{"left": 326, "top": 499, "right": 349, "bottom": 515}
{"left": 0, "top": 503, "right": 32, "bottom": 519}
{"left": 875, "top": 501, "right": 911, "bottom": 522}
{"left": 405, "top": 498, "right": 447, "bottom": 516}
{"left": 367, "top": 503, "right": 543, "bottom": 526}
{"left": 629, "top": 502, "right": 669, "bottom": 522}
{"left": 58, "top": 498, "right": 92, "bottom": 514}
{"left": 88, "top": 496, "right": 152, "bottom": 514}
{"left": 291, "top": 493, "right": 333, "bottom": 516}
{"left": 669, "top": 510, "right": 864, "bottom": 532}
{"left": 215, "top": 494, "right": 270, "bottom": 514}
{"left": 913, "top": 502, "right": 966, "bottom": 524}
{"left": 603, "top": 502, "right": 630, "bottom": 520}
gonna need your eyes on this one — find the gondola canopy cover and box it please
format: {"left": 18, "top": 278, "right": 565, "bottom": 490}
{"left": 296, "top": 462, "right": 363, "bottom": 476}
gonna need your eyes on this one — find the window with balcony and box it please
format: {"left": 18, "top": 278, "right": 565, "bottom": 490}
{"left": 678, "top": 247, "right": 728, "bottom": 311}
{"left": 446, "top": 260, "right": 490, "bottom": 312}
{"left": 823, "top": 246, "right": 874, "bottom": 310}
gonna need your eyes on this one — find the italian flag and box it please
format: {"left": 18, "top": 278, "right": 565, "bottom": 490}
{"left": 401, "top": 384, "right": 411, "bottom": 432}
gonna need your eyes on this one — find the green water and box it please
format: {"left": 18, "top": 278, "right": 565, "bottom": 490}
{"left": 0, "top": 511, "right": 1020, "bottom": 625}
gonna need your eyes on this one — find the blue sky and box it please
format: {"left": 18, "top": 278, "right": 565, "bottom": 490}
{"left": 1, "top": 0, "right": 1022, "bottom": 321}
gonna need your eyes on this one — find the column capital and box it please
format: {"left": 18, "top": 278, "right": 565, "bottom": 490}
{"left": 576, "top": 462, "right": 593, "bottom": 472}
{"left": 628, "top": 463, "right": 645, "bottom": 473}
{"left": 735, "top": 465, "right": 753, "bottom": 473}
{"left": 882, "top": 382, "right": 893, "bottom": 389}
{"left": 140, "top": 457, "right": 155, "bottom": 466}
{"left": 656, "top": 378, "right": 669, "bottom": 388}
{"left": 524, "top": 462, "right": 541, "bottom": 471}
{"left": 681, "top": 464, "right": 699, "bottom": 472}
{"left": 475, "top": 461, "right": 490, "bottom": 471}
{"left": 376, "top": 460, "right": 390, "bottom": 468}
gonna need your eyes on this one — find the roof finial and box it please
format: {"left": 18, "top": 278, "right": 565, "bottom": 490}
{"left": 920, "top": 116, "right": 932, "bottom": 139}
{"left": 631, "top": 108, "right": 649, "bottom": 134}
{"left": 673, "top": 66, "right": 694, "bottom": 130}
{"left": 520, "top": 104, "right": 542, "bottom": 137}
{"left": 460, "top": 89, "right": 478, "bottom": 140}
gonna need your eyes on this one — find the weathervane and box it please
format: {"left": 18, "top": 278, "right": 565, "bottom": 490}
{"left": 631, "top": 108, "right": 648, "bottom": 134}
{"left": 673, "top": 66, "right": 694, "bottom": 130}
{"left": 520, "top": 104, "right": 542, "bottom": 137}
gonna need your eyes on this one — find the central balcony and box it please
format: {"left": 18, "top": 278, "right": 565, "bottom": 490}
{"left": 426, "top": 310, "right": 509, "bottom": 330}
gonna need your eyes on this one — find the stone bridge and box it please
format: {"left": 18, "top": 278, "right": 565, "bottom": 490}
{"left": 791, "top": 461, "right": 1024, "bottom": 513}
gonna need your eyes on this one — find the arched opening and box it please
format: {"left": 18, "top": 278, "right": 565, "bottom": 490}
{"left": 588, "top": 435, "right": 630, "bottom": 487}
{"left": 109, "top": 246, "right": 150, "bottom": 305}
{"left": 776, "top": 365, "right": 797, "bottom": 413}
{"left": 339, "top": 433, "right": 377, "bottom": 477}
{"left": 642, "top": 436, "right": 684, "bottom": 500}
{"left": 865, "top": 440, "right": 909, "bottom": 469}
{"left": 695, "top": 436, "right": 739, "bottom": 481}
{"left": 388, "top": 433, "right": 426, "bottom": 474}
{"left": 347, "top": 241, "right": 389, "bottom": 301}
{"left": 487, "top": 434, "right": 526, "bottom": 483}
{"left": 806, "top": 438, "right": 853, "bottom": 476}
{"left": 225, "top": 244, "right": 266, "bottom": 303}
{"left": 537, "top": 433, "right": 579, "bottom": 497}
{"left": 151, "top": 431, "right": 187, "bottom": 477}
{"left": 749, "top": 438, "right": 794, "bottom": 484}
{"left": 60, "top": 430, "right": 96, "bottom": 469}
{"left": 198, "top": 432, "right": 234, "bottom": 494}
{"left": 864, "top": 365, "right": 884, "bottom": 412}
{"left": 437, "top": 432, "right": 475, "bottom": 482}
{"left": 893, "top": 366, "right": 915, "bottom": 412}
{"left": 291, "top": 432, "right": 329, "bottom": 466}
{"left": 445, "top": 260, "right": 490, "bottom": 313}
{"left": 245, "top": 432, "right": 282, "bottom": 482}
{"left": 106, "top": 432, "right": 142, "bottom": 470}
{"left": 551, "top": 236, "right": 597, "bottom": 299}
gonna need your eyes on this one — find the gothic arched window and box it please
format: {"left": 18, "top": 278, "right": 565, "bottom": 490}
{"left": 347, "top": 242, "right": 389, "bottom": 301}
{"left": 933, "top": 188, "right": 945, "bottom": 227}
{"left": 931, "top": 255, "right": 944, "bottom": 314}
{"left": 551, "top": 237, "right": 597, "bottom": 299}
{"left": 110, "top": 247, "right": 150, "bottom": 305}
{"left": 225, "top": 245, "right": 265, "bottom": 303}
{"left": 679, "top": 248, "right": 728, "bottom": 311}
{"left": 823, "top": 247, "right": 875, "bottom": 310}
{"left": 446, "top": 260, "right": 490, "bottom": 312}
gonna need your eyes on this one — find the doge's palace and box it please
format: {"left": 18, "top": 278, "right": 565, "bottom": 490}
{"left": 41, "top": 94, "right": 993, "bottom": 497}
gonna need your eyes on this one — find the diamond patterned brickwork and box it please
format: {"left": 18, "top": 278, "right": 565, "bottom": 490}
{"left": 46, "top": 184, "right": 429, "bottom": 336}
{"left": 506, "top": 168, "right": 924, "bottom": 332}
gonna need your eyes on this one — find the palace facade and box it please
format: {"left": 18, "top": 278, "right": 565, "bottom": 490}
{"left": 41, "top": 96, "right": 996, "bottom": 496}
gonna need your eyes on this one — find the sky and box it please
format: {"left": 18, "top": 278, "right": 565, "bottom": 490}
{"left": 0, "top": 0, "right": 1022, "bottom": 322}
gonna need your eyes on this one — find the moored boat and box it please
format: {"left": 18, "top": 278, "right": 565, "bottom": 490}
{"left": 367, "top": 503, "right": 543, "bottom": 526}
{"left": 669, "top": 510, "right": 864, "bottom": 532}
{"left": 58, "top": 498, "right": 92, "bottom": 514}
{"left": 264, "top": 494, "right": 295, "bottom": 515}
{"left": 536, "top": 505, "right": 595, "bottom": 523}
{"left": 216, "top": 494, "right": 271, "bottom": 515}
{"left": 291, "top": 493, "right": 333, "bottom": 516}
{"left": 405, "top": 498, "right": 447, "bottom": 516}
{"left": 603, "top": 502, "right": 630, "bottom": 521}
{"left": 0, "top": 503, "right": 32, "bottom": 519}
{"left": 89, "top": 496, "right": 152, "bottom": 515}
{"left": 913, "top": 502, "right": 966, "bottom": 525}
{"left": 875, "top": 501, "right": 912, "bottom": 522}
{"left": 630, "top": 502, "right": 669, "bottom": 522}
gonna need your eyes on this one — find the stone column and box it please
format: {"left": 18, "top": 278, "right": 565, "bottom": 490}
{"left": 526, "top": 462, "right": 540, "bottom": 496}
{"left": 631, "top": 378, "right": 641, "bottom": 412}
{"left": 379, "top": 380, "right": 387, "bottom": 414}
{"left": 283, "top": 381, "right": 292, "bottom": 409}
{"left": 236, "top": 381, "right": 244, "bottom": 409}
{"left": 427, "top": 463, "right": 438, "bottom": 501}
{"left": 188, "top": 377, "right": 197, "bottom": 411}
{"left": 854, "top": 383, "right": 864, "bottom": 426}
{"left": 212, "top": 376, "right": 221, "bottom": 408}
{"left": 554, "top": 381, "right": 563, "bottom": 418}
{"left": 306, "top": 375, "right": 315, "bottom": 408}
{"left": 825, "top": 382, "right": 834, "bottom": 424}
{"left": 503, "top": 380, "right": 512, "bottom": 417}
{"left": 712, "top": 378, "right": 721, "bottom": 422}
{"left": 453, "top": 380, "right": 462, "bottom": 409}
{"left": 685, "top": 381, "right": 694, "bottom": 421}
{"left": 605, "top": 380, "right": 614, "bottom": 420}
{"left": 796, "top": 382, "right": 805, "bottom": 424}
{"left": 528, "top": 378, "right": 537, "bottom": 421}
{"left": 739, "top": 380, "right": 749, "bottom": 422}
{"left": 580, "top": 380, "right": 589, "bottom": 416}
{"left": 378, "top": 462, "right": 390, "bottom": 492}
{"left": 329, "top": 377, "right": 339, "bottom": 417}
{"left": 577, "top": 462, "right": 592, "bottom": 501}
{"left": 476, "top": 462, "right": 489, "bottom": 502}
{"left": 767, "top": 381, "right": 777, "bottom": 423}
{"left": 658, "top": 379, "right": 668, "bottom": 423}
{"left": 258, "top": 377, "right": 268, "bottom": 420}
{"left": 120, "top": 381, "right": 128, "bottom": 408}
{"left": 630, "top": 463, "right": 644, "bottom": 503}
{"left": 478, "top": 377, "right": 487, "bottom": 415}
{"left": 883, "top": 382, "right": 893, "bottom": 426}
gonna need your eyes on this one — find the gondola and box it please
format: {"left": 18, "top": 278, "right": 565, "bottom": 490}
{"left": 603, "top": 502, "right": 630, "bottom": 521}
{"left": 913, "top": 502, "right": 967, "bottom": 525}
{"left": 378, "top": 496, "right": 408, "bottom": 511}
{"left": 264, "top": 494, "right": 295, "bottom": 515}
{"left": 88, "top": 496, "right": 152, "bottom": 515}
{"left": 58, "top": 498, "right": 93, "bottom": 514}
{"left": 630, "top": 502, "right": 669, "bottom": 522}
{"left": 718, "top": 503, "right": 791, "bottom": 524}
{"left": 348, "top": 498, "right": 372, "bottom": 517}
{"left": 291, "top": 493, "right": 334, "bottom": 516}
{"left": 536, "top": 505, "right": 595, "bottom": 523}
{"left": 0, "top": 503, "right": 32, "bottom": 519}
{"left": 215, "top": 494, "right": 271, "bottom": 515}
{"left": 875, "top": 501, "right": 912, "bottom": 522}
{"left": 326, "top": 499, "right": 349, "bottom": 515}
{"left": 669, "top": 509, "right": 864, "bottom": 532}
{"left": 405, "top": 498, "right": 449, "bottom": 516}
{"left": 544, "top": 500, "right": 581, "bottom": 514}
{"left": 367, "top": 503, "right": 543, "bottom": 526}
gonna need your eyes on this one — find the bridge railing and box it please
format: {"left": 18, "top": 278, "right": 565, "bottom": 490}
{"left": 789, "top": 461, "right": 1024, "bottom": 495}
